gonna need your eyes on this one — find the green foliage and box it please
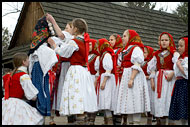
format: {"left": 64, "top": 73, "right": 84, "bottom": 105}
{"left": 172, "top": 2, "right": 188, "bottom": 25}
{"left": 2, "top": 27, "right": 12, "bottom": 54}
{"left": 126, "top": 2, "right": 156, "bottom": 10}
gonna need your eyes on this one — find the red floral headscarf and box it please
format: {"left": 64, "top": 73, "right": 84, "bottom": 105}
{"left": 179, "top": 37, "right": 188, "bottom": 59}
{"left": 98, "top": 38, "right": 114, "bottom": 55}
{"left": 89, "top": 39, "right": 100, "bottom": 56}
{"left": 144, "top": 45, "right": 154, "bottom": 61}
{"left": 113, "top": 34, "right": 123, "bottom": 50}
{"left": 124, "top": 29, "right": 144, "bottom": 51}
{"left": 159, "top": 32, "right": 176, "bottom": 54}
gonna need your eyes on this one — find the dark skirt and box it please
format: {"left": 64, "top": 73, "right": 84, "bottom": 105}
{"left": 169, "top": 79, "right": 188, "bottom": 120}
{"left": 31, "top": 61, "right": 51, "bottom": 116}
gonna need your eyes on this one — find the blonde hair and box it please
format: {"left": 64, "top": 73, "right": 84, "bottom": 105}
{"left": 72, "top": 18, "right": 88, "bottom": 35}
{"left": 11, "top": 52, "right": 28, "bottom": 76}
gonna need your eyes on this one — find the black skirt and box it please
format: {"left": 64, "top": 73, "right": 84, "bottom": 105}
{"left": 169, "top": 79, "right": 188, "bottom": 120}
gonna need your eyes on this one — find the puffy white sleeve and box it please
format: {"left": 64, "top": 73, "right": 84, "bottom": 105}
{"left": 183, "top": 57, "right": 188, "bottom": 79}
{"left": 131, "top": 47, "right": 144, "bottom": 71}
{"left": 117, "top": 52, "right": 122, "bottom": 66}
{"left": 147, "top": 56, "right": 157, "bottom": 78}
{"left": 54, "top": 40, "right": 79, "bottom": 58}
{"left": 20, "top": 74, "right": 39, "bottom": 100}
{"left": 37, "top": 44, "right": 58, "bottom": 77}
{"left": 172, "top": 52, "right": 180, "bottom": 64}
{"left": 94, "top": 56, "right": 100, "bottom": 77}
{"left": 102, "top": 53, "right": 113, "bottom": 77}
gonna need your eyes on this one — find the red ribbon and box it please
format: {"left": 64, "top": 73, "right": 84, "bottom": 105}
{"left": 4, "top": 75, "right": 12, "bottom": 100}
{"left": 48, "top": 70, "right": 56, "bottom": 97}
{"left": 171, "top": 83, "right": 175, "bottom": 96}
{"left": 157, "top": 69, "right": 164, "bottom": 98}
{"left": 84, "top": 33, "right": 90, "bottom": 71}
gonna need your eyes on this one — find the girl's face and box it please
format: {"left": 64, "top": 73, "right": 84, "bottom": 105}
{"left": 109, "top": 35, "right": 116, "bottom": 47}
{"left": 122, "top": 30, "right": 129, "bottom": 47}
{"left": 178, "top": 39, "right": 185, "bottom": 55}
{"left": 160, "top": 34, "right": 170, "bottom": 49}
{"left": 144, "top": 47, "right": 148, "bottom": 59}
{"left": 89, "top": 42, "right": 92, "bottom": 52}
{"left": 65, "top": 24, "right": 73, "bottom": 35}
{"left": 23, "top": 57, "right": 29, "bottom": 67}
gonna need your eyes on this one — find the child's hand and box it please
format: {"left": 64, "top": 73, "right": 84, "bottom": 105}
{"left": 165, "top": 71, "right": 174, "bottom": 81}
{"left": 128, "top": 79, "right": 133, "bottom": 88}
{"left": 100, "top": 81, "right": 106, "bottom": 90}
{"left": 176, "top": 59, "right": 182, "bottom": 68}
{"left": 150, "top": 78, "right": 155, "bottom": 91}
{"left": 46, "top": 13, "right": 55, "bottom": 24}
{"left": 47, "top": 38, "right": 56, "bottom": 49}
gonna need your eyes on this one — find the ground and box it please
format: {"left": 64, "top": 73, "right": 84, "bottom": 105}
{"left": 45, "top": 115, "right": 182, "bottom": 125}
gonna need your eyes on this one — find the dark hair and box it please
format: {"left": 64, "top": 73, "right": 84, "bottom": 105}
{"left": 72, "top": 18, "right": 88, "bottom": 35}
{"left": 11, "top": 52, "right": 28, "bottom": 76}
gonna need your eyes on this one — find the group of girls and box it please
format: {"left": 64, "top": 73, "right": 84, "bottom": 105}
{"left": 2, "top": 13, "right": 188, "bottom": 125}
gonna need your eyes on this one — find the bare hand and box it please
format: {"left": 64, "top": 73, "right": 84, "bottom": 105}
{"left": 176, "top": 59, "right": 182, "bottom": 68}
{"left": 165, "top": 71, "right": 174, "bottom": 81}
{"left": 146, "top": 76, "right": 149, "bottom": 80}
{"left": 150, "top": 79, "right": 155, "bottom": 91}
{"left": 128, "top": 79, "right": 133, "bottom": 88}
{"left": 46, "top": 13, "right": 55, "bottom": 24}
{"left": 100, "top": 81, "right": 106, "bottom": 90}
{"left": 47, "top": 38, "right": 56, "bottom": 49}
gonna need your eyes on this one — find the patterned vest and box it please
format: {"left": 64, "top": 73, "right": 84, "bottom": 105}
{"left": 89, "top": 54, "right": 98, "bottom": 75}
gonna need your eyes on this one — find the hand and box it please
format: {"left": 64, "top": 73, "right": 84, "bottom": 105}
{"left": 100, "top": 81, "right": 106, "bottom": 90}
{"left": 47, "top": 38, "right": 56, "bottom": 49}
{"left": 146, "top": 76, "right": 149, "bottom": 80}
{"left": 165, "top": 71, "right": 174, "bottom": 81}
{"left": 176, "top": 59, "right": 182, "bottom": 68}
{"left": 128, "top": 79, "right": 133, "bottom": 88}
{"left": 46, "top": 13, "right": 55, "bottom": 24}
{"left": 150, "top": 78, "right": 155, "bottom": 91}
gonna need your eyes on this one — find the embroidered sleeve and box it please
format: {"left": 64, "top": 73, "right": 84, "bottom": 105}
{"left": 94, "top": 56, "right": 100, "bottom": 77}
{"left": 102, "top": 53, "right": 113, "bottom": 77}
{"left": 54, "top": 40, "right": 79, "bottom": 58}
{"left": 20, "top": 74, "right": 39, "bottom": 100}
{"left": 147, "top": 56, "right": 157, "bottom": 75}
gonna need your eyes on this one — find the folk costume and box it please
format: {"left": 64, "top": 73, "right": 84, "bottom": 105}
{"left": 115, "top": 30, "right": 150, "bottom": 124}
{"left": 147, "top": 32, "right": 178, "bottom": 118}
{"left": 142, "top": 45, "right": 155, "bottom": 115}
{"left": 169, "top": 37, "right": 188, "bottom": 123}
{"left": 28, "top": 16, "right": 58, "bottom": 116}
{"left": 94, "top": 38, "right": 117, "bottom": 125}
{"left": 55, "top": 33, "right": 98, "bottom": 116}
{"left": 2, "top": 66, "right": 44, "bottom": 125}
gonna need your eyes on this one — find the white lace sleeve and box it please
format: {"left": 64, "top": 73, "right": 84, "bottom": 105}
{"left": 94, "top": 56, "right": 100, "bottom": 77}
{"left": 20, "top": 74, "right": 39, "bottom": 100}
{"left": 131, "top": 47, "right": 144, "bottom": 71}
{"left": 147, "top": 56, "right": 157, "bottom": 75}
{"left": 103, "top": 53, "right": 113, "bottom": 77}
{"left": 54, "top": 40, "right": 79, "bottom": 58}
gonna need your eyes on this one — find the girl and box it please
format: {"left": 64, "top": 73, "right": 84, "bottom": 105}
{"left": 86, "top": 38, "right": 99, "bottom": 125}
{"left": 109, "top": 34, "right": 123, "bottom": 125}
{"left": 94, "top": 38, "right": 117, "bottom": 125}
{"left": 168, "top": 37, "right": 188, "bottom": 125}
{"left": 28, "top": 16, "right": 58, "bottom": 117}
{"left": 47, "top": 18, "right": 98, "bottom": 125}
{"left": 147, "top": 32, "right": 179, "bottom": 125}
{"left": 2, "top": 52, "right": 44, "bottom": 125}
{"left": 115, "top": 29, "right": 150, "bottom": 125}
{"left": 142, "top": 45, "right": 155, "bottom": 125}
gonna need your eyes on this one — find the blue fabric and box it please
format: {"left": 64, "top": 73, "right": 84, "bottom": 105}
{"left": 31, "top": 61, "right": 51, "bottom": 116}
{"left": 169, "top": 79, "right": 188, "bottom": 120}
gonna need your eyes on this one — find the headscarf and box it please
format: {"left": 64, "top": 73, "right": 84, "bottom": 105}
{"left": 89, "top": 39, "right": 100, "bottom": 56}
{"left": 144, "top": 45, "right": 154, "bottom": 62}
{"left": 159, "top": 32, "right": 176, "bottom": 54}
{"left": 179, "top": 37, "right": 188, "bottom": 59}
{"left": 98, "top": 38, "right": 114, "bottom": 56}
{"left": 124, "top": 29, "right": 144, "bottom": 51}
{"left": 113, "top": 34, "right": 123, "bottom": 50}
{"left": 28, "top": 16, "right": 54, "bottom": 55}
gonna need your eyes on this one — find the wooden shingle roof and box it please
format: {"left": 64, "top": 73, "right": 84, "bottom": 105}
{"left": 3, "top": 2, "right": 187, "bottom": 64}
